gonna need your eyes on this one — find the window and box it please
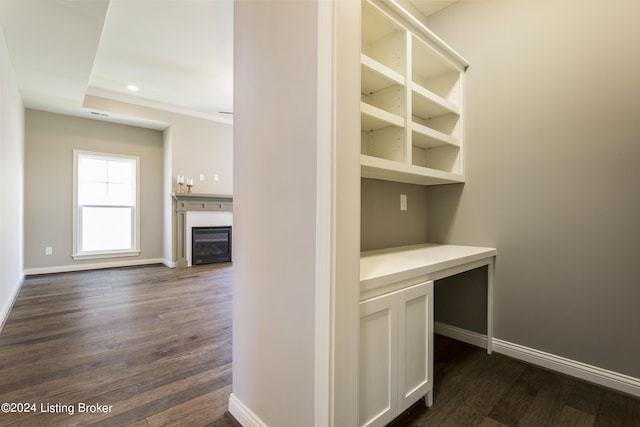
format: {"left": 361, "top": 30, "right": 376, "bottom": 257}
{"left": 73, "top": 150, "right": 140, "bottom": 259}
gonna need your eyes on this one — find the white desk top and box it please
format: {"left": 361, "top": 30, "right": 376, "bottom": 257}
{"left": 360, "top": 244, "right": 497, "bottom": 293}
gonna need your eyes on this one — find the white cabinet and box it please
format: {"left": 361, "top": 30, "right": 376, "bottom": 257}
{"left": 359, "top": 281, "right": 434, "bottom": 427}
{"left": 360, "top": 0, "right": 469, "bottom": 186}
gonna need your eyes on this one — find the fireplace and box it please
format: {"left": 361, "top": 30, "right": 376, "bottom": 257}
{"left": 192, "top": 226, "right": 232, "bottom": 265}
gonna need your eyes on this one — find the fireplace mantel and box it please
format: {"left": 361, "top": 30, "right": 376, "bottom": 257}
{"left": 172, "top": 193, "right": 233, "bottom": 268}
{"left": 172, "top": 192, "right": 233, "bottom": 211}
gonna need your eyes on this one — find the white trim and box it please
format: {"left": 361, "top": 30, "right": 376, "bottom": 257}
{"left": 434, "top": 322, "right": 488, "bottom": 349}
{"left": 163, "top": 258, "right": 175, "bottom": 268}
{"left": 493, "top": 339, "right": 640, "bottom": 398}
{"left": 73, "top": 150, "right": 141, "bottom": 258}
{"left": 24, "top": 258, "right": 165, "bottom": 276}
{"left": 315, "top": 1, "right": 335, "bottom": 426}
{"left": 0, "top": 276, "right": 23, "bottom": 333}
{"left": 72, "top": 249, "right": 141, "bottom": 261}
{"left": 228, "top": 393, "right": 268, "bottom": 427}
{"left": 85, "top": 88, "right": 233, "bottom": 125}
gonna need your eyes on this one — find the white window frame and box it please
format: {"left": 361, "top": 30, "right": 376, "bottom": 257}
{"left": 72, "top": 150, "right": 141, "bottom": 260}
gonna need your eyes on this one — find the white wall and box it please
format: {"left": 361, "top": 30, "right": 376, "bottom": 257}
{"left": 425, "top": 0, "right": 640, "bottom": 378}
{"left": 0, "top": 27, "right": 24, "bottom": 328}
{"left": 231, "top": 1, "right": 319, "bottom": 425}
{"left": 232, "top": 2, "right": 363, "bottom": 424}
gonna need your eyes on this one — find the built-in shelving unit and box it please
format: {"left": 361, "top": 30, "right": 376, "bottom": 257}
{"left": 358, "top": 3, "right": 478, "bottom": 425}
{"left": 360, "top": 0, "right": 469, "bottom": 186}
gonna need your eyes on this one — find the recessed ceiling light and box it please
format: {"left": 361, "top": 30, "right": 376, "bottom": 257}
{"left": 126, "top": 84, "right": 139, "bottom": 92}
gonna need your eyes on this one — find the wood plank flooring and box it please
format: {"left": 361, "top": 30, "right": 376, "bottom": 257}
{"left": 0, "top": 263, "right": 235, "bottom": 427}
{"left": 395, "top": 335, "right": 640, "bottom": 427}
{"left": 2, "top": 264, "right": 639, "bottom": 426}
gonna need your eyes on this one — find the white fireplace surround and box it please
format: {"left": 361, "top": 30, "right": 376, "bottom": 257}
{"left": 172, "top": 193, "right": 233, "bottom": 268}
{"left": 186, "top": 212, "right": 232, "bottom": 266}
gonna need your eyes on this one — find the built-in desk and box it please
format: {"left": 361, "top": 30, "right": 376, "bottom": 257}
{"left": 360, "top": 243, "right": 497, "bottom": 351}
{"left": 358, "top": 244, "right": 497, "bottom": 426}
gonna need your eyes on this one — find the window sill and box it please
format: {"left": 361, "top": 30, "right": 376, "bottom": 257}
{"left": 72, "top": 250, "right": 141, "bottom": 261}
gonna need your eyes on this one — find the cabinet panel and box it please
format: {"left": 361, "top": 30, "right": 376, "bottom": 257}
{"left": 359, "top": 294, "right": 398, "bottom": 427}
{"left": 398, "top": 281, "right": 434, "bottom": 412}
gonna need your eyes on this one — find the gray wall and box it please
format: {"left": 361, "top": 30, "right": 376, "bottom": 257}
{"left": 24, "top": 109, "right": 164, "bottom": 272}
{"left": 425, "top": 0, "right": 640, "bottom": 377}
{"left": 0, "top": 28, "right": 24, "bottom": 328}
{"left": 361, "top": 178, "right": 428, "bottom": 252}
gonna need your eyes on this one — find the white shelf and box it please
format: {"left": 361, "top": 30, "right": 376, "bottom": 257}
{"left": 411, "top": 121, "right": 458, "bottom": 149}
{"left": 361, "top": 53, "right": 405, "bottom": 93}
{"left": 411, "top": 83, "right": 459, "bottom": 117}
{"left": 361, "top": 102, "right": 405, "bottom": 130}
{"left": 361, "top": 154, "right": 464, "bottom": 186}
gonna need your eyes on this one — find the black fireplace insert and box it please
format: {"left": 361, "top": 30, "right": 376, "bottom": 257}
{"left": 192, "top": 226, "right": 232, "bottom": 265}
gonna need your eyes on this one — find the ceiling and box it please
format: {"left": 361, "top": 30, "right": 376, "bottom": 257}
{"left": 0, "top": 0, "right": 454, "bottom": 129}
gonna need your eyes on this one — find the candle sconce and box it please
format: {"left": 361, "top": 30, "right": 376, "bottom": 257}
{"left": 176, "top": 175, "right": 185, "bottom": 193}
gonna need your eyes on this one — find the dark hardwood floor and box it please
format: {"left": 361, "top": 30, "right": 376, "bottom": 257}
{"left": 1, "top": 263, "right": 639, "bottom": 426}
{"left": 0, "top": 263, "right": 235, "bottom": 427}
{"left": 396, "top": 335, "right": 640, "bottom": 427}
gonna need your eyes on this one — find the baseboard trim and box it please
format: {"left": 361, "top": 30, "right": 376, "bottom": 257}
{"left": 228, "top": 393, "right": 268, "bottom": 427}
{"left": 434, "top": 321, "right": 488, "bottom": 349}
{"left": 492, "top": 338, "right": 640, "bottom": 398}
{"left": 0, "top": 275, "right": 23, "bottom": 333}
{"left": 434, "top": 322, "right": 640, "bottom": 398}
{"left": 163, "top": 258, "right": 175, "bottom": 268}
{"left": 24, "top": 258, "right": 166, "bottom": 276}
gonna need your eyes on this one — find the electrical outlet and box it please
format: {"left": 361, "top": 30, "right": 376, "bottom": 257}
{"left": 199, "top": 174, "right": 205, "bottom": 181}
{"left": 400, "top": 194, "right": 407, "bottom": 211}
{"left": 45, "top": 246, "right": 53, "bottom": 255}
{"left": 214, "top": 173, "right": 219, "bottom": 182}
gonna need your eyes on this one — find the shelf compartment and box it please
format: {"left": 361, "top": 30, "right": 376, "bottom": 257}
{"left": 361, "top": 126, "right": 405, "bottom": 163}
{"left": 362, "top": 1, "right": 406, "bottom": 75}
{"left": 412, "top": 85, "right": 460, "bottom": 141}
{"left": 412, "top": 83, "right": 459, "bottom": 117}
{"left": 411, "top": 144, "right": 461, "bottom": 175}
{"left": 411, "top": 35, "right": 462, "bottom": 106}
{"left": 362, "top": 84, "right": 404, "bottom": 120}
{"left": 361, "top": 53, "right": 405, "bottom": 94}
{"left": 411, "top": 122, "right": 458, "bottom": 149}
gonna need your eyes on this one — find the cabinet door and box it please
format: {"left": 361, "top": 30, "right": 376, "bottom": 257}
{"left": 359, "top": 293, "right": 398, "bottom": 427}
{"left": 397, "top": 281, "right": 433, "bottom": 413}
